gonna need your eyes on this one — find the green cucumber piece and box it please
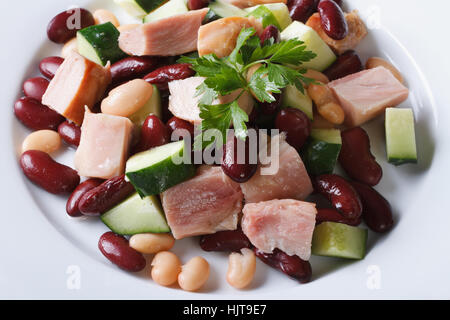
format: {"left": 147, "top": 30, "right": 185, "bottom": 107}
{"left": 77, "top": 23, "right": 127, "bottom": 66}
{"left": 126, "top": 140, "right": 196, "bottom": 197}
{"left": 245, "top": 3, "right": 292, "bottom": 30}
{"left": 281, "top": 21, "right": 336, "bottom": 71}
{"left": 129, "top": 85, "right": 162, "bottom": 127}
{"left": 312, "top": 222, "right": 368, "bottom": 260}
{"left": 246, "top": 5, "right": 281, "bottom": 30}
{"left": 143, "top": 0, "right": 188, "bottom": 23}
{"left": 303, "top": 129, "right": 342, "bottom": 175}
{"left": 208, "top": 0, "right": 247, "bottom": 18}
{"left": 385, "top": 108, "right": 418, "bottom": 165}
{"left": 282, "top": 84, "right": 313, "bottom": 120}
{"left": 203, "top": 9, "right": 221, "bottom": 24}
{"left": 101, "top": 193, "right": 170, "bottom": 235}
{"left": 115, "top": 0, "right": 169, "bottom": 18}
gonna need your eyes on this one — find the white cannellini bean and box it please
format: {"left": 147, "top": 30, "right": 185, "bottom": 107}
{"left": 93, "top": 9, "right": 120, "bottom": 27}
{"left": 130, "top": 233, "right": 175, "bottom": 254}
{"left": 101, "top": 79, "right": 153, "bottom": 118}
{"left": 22, "top": 130, "right": 62, "bottom": 154}
{"left": 151, "top": 251, "right": 182, "bottom": 287}
{"left": 61, "top": 38, "right": 78, "bottom": 58}
{"left": 178, "top": 256, "right": 210, "bottom": 292}
{"left": 226, "top": 248, "right": 256, "bottom": 289}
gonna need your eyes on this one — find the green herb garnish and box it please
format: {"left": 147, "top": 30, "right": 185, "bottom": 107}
{"left": 179, "top": 27, "right": 316, "bottom": 149}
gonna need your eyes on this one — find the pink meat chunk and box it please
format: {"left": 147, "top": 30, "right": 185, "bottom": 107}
{"left": 168, "top": 77, "right": 254, "bottom": 125}
{"left": 222, "top": 0, "right": 287, "bottom": 9}
{"left": 161, "top": 165, "right": 243, "bottom": 239}
{"left": 240, "top": 134, "right": 313, "bottom": 203}
{"left": 328, "top": 66, "right": 409, "bottom": 127}
{"left": 75, "top": 111, "right": 133, "bottom": 179}
{"left": 42, "top": 52, "right": 111, "bottom": 125}
{"left": 242, "top": 199, "right": 317, "bottom": 260}
{"left": 119, "top": 9, "right": 208, "bottom": 56}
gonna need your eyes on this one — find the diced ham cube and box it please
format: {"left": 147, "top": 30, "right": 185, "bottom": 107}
{"left": 161, "top": 165, "right": 243, "bottom": 239}
{"left": 242, "top": 199, "right": 317, "bottom": 260}
{"left": 74, "top": 111, "right": 134, "bottom": 179}
{"left": 42, "top": 52, "right": 111, "bottom": 125}
{"left": 168, "top": 77, "right": 254, "bottom": 125}
{"left": 118, "top": 9, "right": 208, "bottom": 56}
{"left": 198, "top": 16, "right": 263, "bottom": 58}
{"left": 328, "top": 66, "right": 409, "bottom": 127}
{"left": 306, "top": 11, "right": 367, "bottom": 55}
{"left": 240, "top": 134, "right": 313, "bottom": 203}
{"left": 222, "top": 0, "right": 287, "bottom": 8}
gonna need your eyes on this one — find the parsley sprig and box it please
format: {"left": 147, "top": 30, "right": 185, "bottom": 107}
{"left": 178, "top": 27, "right": 316, "bottom": 149}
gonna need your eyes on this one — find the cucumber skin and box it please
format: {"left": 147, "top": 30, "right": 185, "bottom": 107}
{"left": 77, "top": 23, "right": 127, "bottom": 66}
{"left": 388, "top": 157, "right": 418, "bottom": 166}
{"left": 246, "top": 6, "right": 281, "bottom": 30}
{"left": 101, "top": 215, "right": 170, "bottom": 235}
{"left": 136, "top": 0, "right": 169, "bottom": 13}
{"left": 126, "top": 153, "right": 196, "bottom": 197}
{"left": 303, "top": 139, "right": 341, "bottom": 175}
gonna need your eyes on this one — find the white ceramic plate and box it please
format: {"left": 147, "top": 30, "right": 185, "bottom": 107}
{"left": 1, "top": 0, "right": 450, "bottom": 299}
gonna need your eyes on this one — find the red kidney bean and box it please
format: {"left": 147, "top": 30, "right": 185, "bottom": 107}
{"left": 78, "top": 175, "right": 135, "bottom": 216}
{"left": 58, "top": 121, "right": 81, "bottom": 147}
{"left": 144, "top": 64, "right": 195, "bottom": 91}
{"left": 288, "top": 0, "right": 318, "bottom": 23}
{"left": 188, "top": 0, "right": 209, "bottom": 10}
{"left": 20, "top": 150, "right": 80, "bottom": 194}
{"left": 316, "top": 208, "right": 361, "bottom": 226}
{"left": 314, "top": 174, "right": 362, "bottom": 220}
{"left": 260, "top": 25, "right": 281, "bottom": 45}
{"left": 350, "top": 181, "right": 394, "bottom": 233}
{"left": 22, "top": 77, "right": 49, "bottom": 102}
{"left": 111, "top": 56, "right": 160, "bottom": 85}
{"left": 275, "top": 107, "right": 311, "bottom": 150}
{"left": 39, "top": 56, "right": 64, "bottom": 79}
{"left": 66, "top": 179, "right": 104, "bottom": 217}
{"left": 254, "top": 248, "right": 312, "bottom": 283}
{"left": 259, "top": 93, "right": 282, "bottom": 115}
{"left": 135, "top": 115, "right": 170, "bottom": 153}
{"left": 167, "top": 116, "right": 195, "bottom": 141}
{"left": 339, "top": 127, "right": 382, "bottom": 186}
{"left": 200, "top": 230, "right": 252, "bottom": 252}
{"left": 14, "top": 97, "right": 65, "bottom": 131}
{"left": 324, "top": 50, "right": 363, "bottom": 81}
{"left": 222, "top": 135, "right": 258, "bottom": 183}
{"left": 318, "top": 0, "right": 348, "bottom": 40}
{"left": 47, "top": 8, "right": 95, "bottom": 44}
{"left": 98, "top": 232, "right": 146, "bottom": 272}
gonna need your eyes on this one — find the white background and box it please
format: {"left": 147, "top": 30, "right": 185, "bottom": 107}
{"left": 1, "top": 0, "right": 449, "bottom": 299}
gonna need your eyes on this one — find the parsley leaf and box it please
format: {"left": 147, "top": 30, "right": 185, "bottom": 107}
{"left": 179, "top": 27, "right": 316, "bottom": 149}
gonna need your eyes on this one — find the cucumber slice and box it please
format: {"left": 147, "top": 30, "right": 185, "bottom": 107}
{"left": 312, "top": 222, "right": 368, "bottom": 260}
{"left": 246, "top": 5, "right": 281, "bottom": 30}
{"left": 126, "top": 140, "right": 196, "bottom": 197}
{"left": 385, "top": 108, "right": 418, "bottom": 165}
{"left": 208, "top": 0, "right": 247, "bottom": 18}
{"left": 282, "top": 84, "right": 313, "bottom": 119}
{"left": 245, "top": 3, "right": 292, "bottom": 30}
{"left": 281, "top": 21, "right": 336, "bottom": 71}
{"left": 115, "top": 0, "right": 169, "bottom": 18}
{"left": 143, "top": 0, "right": 188, "bottom": 23}
{"left": 303, "top": 129, "right": 342, "bottom": 175}
{"left": 77, "top": 23, "right": 127, "bottom": 66}
{"left": 129, "top": 85, "right": 162, "bottom": 127}
{"left": 101, "top": 193, "right": 170, "bottom": 235}
{"left": 203, "top": 9, "right": 221, "bottom": 24}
